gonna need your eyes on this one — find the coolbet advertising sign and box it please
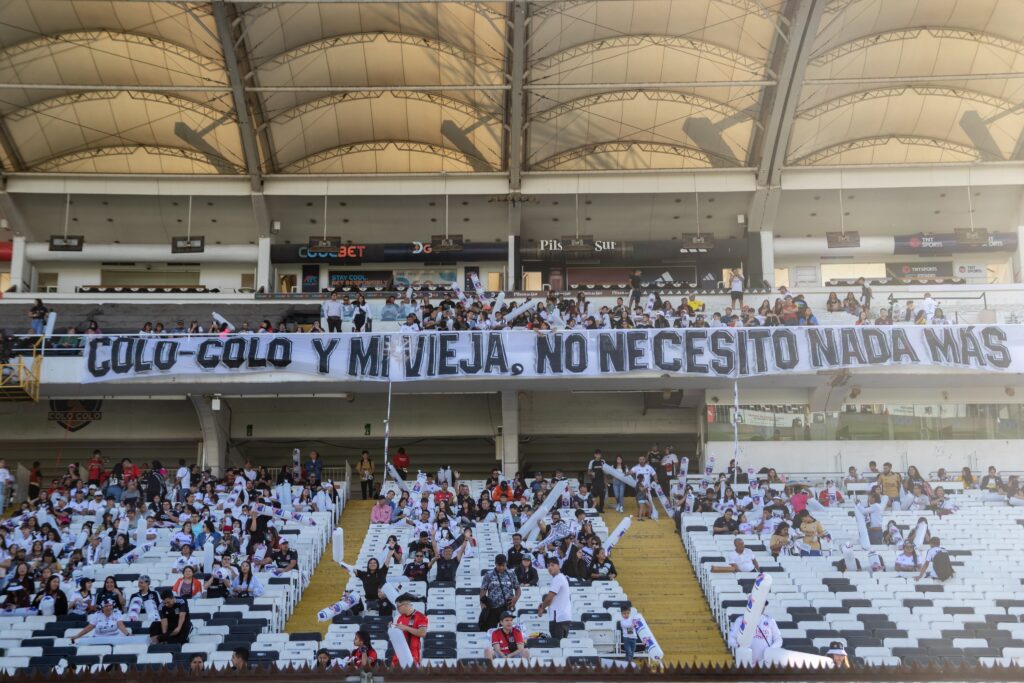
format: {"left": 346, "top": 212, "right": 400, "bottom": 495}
{"left": 81, "top": 326, "right": 1022, "bottom": 383}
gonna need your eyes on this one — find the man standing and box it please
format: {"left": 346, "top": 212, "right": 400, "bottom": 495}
{"left": 391, "top": 594, "right": 428, "bottom": 666}
{"left": 587, "top": 449, "right": 606, "bottom": 513}
{"left": 537, "top": 557, "right": 572, "bottom": 641}
{"left": 479, "top": 554, "right": 520, "bottom": 631}
{"left": 175, "top": 459, "right": 191, "bottom": 502}
{"left": 307, "top": 450, "right": 323, "bottom": 484}
{"left": 876, "top": 462, "right": 901, "bottom": 506}
{"left": 630, "top": 454, "right": 657, "bottom": 490}
{"left": 322, "top": 292, "right": 344, "bottom": 333}
{"left": 392, "top": 448, "right": 410, "bottom": 480}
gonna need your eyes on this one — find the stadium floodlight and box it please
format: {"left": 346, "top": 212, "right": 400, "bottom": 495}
{"left": 826, "top": 231, "right": 860, "bottom": 248}
{"left": 954, "top": 228, "right": 989, "bottom": 247}
{"left": 51, "top": 193, "right": 83, "bottom": 251}
{"left": 49, "top": 235, "right": 84, "bottom": 251}
{"left": 560, "top": 235, "right": 595, "bottom": 253}
{"left": 308, "top": 236, "right": 342, "bottom": 251}
{"left": 431, "top": 234, "right": 464, "bottom": 253}
{"left": 171, "top": 236, "right": 205, "bottom": 254}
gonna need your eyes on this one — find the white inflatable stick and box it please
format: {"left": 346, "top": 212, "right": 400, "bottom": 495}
{"left": 603, "top": 516, "right": 632, "bottom": 555}
{"left": 389, "top": 626, "right": 415, "bottom": 668}
{"left": 506, "top": 298, "right": 541, "bottom": 324}
{"left": 736, "top": 572, "right": 772, "bottom": 649}
{"left": 853, "top": 505, "right": 871, "bottom": 550}
{"left": 912, "top": 519, "right": 928, "bottom": 547}
{"left": 518, "top": 480, "right": 568, "bottom": 539}
{"left": 651, "top": 481, "right": 674, "bottom": 517}
{"left": 469, "top": 272, "right": 486, "bottom": 299}
{"left": 318, "top": 592, "right": 359, "bottom": 622}
{"left": 332, "top": 528, "right": 345, "bottom": 565}
{"left": 601, "top": 463, "right": 637, "bottom": 489}
{"left": 630, "top": 613, "right": 664, "bottom": 660}
{"left": 387, "top": 463, "right": 409, "bottom": 492}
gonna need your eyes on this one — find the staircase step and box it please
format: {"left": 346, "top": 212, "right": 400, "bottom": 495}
{"left": 599, "top": 509, "right": 730, "bottom": 666}
{"left": 285, "top": 499, "right": 373, "bottom": 636}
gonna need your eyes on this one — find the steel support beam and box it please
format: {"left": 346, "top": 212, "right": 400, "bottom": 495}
{"left": 212, "top": 1, "right": 264, "bottom": 191}
{"left": 507, "top": 0, "right": 527, "bottom": 191}
{"left": 747, "top": 0, "right": 826, "bottom": 280}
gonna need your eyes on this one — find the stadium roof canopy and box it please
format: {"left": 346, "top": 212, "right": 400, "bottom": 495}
{"left": 0, "top": 0, "right": 1022, "bottom": 185}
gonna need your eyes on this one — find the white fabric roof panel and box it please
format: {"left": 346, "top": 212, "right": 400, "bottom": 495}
{"left": 0, "top": 0, "right": 1019, "bottom": 175}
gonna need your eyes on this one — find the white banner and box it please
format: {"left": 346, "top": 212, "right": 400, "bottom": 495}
{"left": 80, "top": 325, "right": 1021, "bottom": 384}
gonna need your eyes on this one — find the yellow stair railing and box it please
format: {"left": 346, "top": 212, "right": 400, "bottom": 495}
{"left": 0, "top": 337, "right": 43, "bottom": 402}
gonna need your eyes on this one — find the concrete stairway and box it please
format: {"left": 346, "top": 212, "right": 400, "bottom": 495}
{"left": 285, "top": 499, "right": 373, "bottom": 636}
{"left": 600, "top": 508, "right": 731, "bottom": 667}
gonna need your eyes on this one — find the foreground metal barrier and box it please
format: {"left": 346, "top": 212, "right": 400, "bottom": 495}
{"left": 4, "top": 662, "right": 1024, "bottom": 682}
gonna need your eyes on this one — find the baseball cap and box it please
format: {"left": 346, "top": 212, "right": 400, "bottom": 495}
{"left": 138, "top": 575, "right": 151, "bottom": 583}
{"left": 826, "top": 642, "right": 847, "bottom": 656}
{"left": 79, "top": 577, "right": 94, "bottom": 587}
{"left": 499, "top": 610, "right": 515, "bottom": 620}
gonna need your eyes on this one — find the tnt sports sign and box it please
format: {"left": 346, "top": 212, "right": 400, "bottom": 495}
{"left": 81, "top": 326, "right": 1022, "bottom": 384}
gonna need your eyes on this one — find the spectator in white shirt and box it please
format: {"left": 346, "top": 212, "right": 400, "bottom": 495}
{"left": 175, "top": 459, "right": 191, "bottom": 500}
{"left": 894, "top": 542, "right": 918, "bottom": 572}
{"left": 399, "top": 315, "right": 421, "bottom": 333}
{"left": 322, "top": 292, "right": 344, "bottom": 333}
{"left": 921, "top": 293, "right": 938, "bottom": 322}
{"left": 630, "top": 455, "right": 656, "bottom": 489}
{"left": 712, "top": 538, "right": 761, "bottom": 573}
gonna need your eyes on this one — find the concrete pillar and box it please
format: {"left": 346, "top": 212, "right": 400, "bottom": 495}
{"left": 1015, "top": 224, "right": 1024, "bottom": 284}
{"left": 256, "top": 236, "right": 272, "bottom": 293}
{"left": 499, "top": 390, "right": 520, "bottom": 478}
{"left": 759, "top": 230, "right": 775, "bottom": 289}
{"left": 9, "top": 235, "right": 27, "bottom": 292}
{"left": 189, "top": 394, "right": 231, "bottom": 476}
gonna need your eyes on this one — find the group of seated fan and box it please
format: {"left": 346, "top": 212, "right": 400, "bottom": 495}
{"left": 314, "top": 471, "right": 650, "bottom": 669}
{"left": 0, "top": 453, "right": 337, "bottom": 673}
{"left": 683, "top": 461, "right": 1024, "bottom": 668}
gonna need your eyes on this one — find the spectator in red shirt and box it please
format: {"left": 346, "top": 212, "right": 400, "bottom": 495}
{"left": 345, "top": 630, "right": 377, "bottom": 669}
{"left": 391, "top": 448, "right": 410, "bottom": 480}
{"left": 120, "top": 458, "right": 141, "bottom": 483}
{"left": 391, "top": 594, "right": 428, "bottom": 666}
{"left": 484, "top": 611, "right": 529, "bottom": 661}
{"left": 434, "top": 481, "right": 454, "bottom": 507}
{"left": 87, "top": 450, "right": 105, "bottom": 487}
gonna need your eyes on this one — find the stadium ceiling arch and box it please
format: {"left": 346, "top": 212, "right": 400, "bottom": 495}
{"left": 0, "top": 0, "right": 1021, "bottom": 177}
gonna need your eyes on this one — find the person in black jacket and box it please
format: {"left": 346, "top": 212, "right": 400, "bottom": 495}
{"left": 31, "top": 575, "right": 68, "bottom": 615}
{"left": 586, "top": 450, "right": 606, "bottom": 513}
{"left": 149, "top": 590, "right": 191, "bottom": 644}
{"left": 514, "top": 554, "right": 538, "bottom": 587}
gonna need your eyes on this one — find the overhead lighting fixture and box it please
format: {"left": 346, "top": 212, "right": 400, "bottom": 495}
{"left": 431, "top": 234, "right": 464, "bottom": 252}
{"left": 308, "top": 236, "right": 342, "bottom": 250}
{"left": 430, "top": 173, "right": 464, "bottom": 252}
{"left": 956, "top": 173, "right": 989, "bottom": 247}
{"left": 172, "top": 197, "right": 204, "bottom": 253}
{"left": 954, "top": 227, "right": 989, "bottom": 246}
{"left": 826, "top": 231, "right": 860, "bottom": 248}
{"left": 308, "top": 195, "right": 342, "bottom": 250}
{"left": 172, "top": 236, "right": 205, "bottom": 253}
{"left": 50, "top": 193, "right": 84, "bottom": 251}
{"left": 49, "top": 235, "right": 84, "bottom": 252}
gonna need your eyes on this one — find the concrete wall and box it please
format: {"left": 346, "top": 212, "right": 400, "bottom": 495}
{"left": 706, "top": 438, "right": 1024, "bottom": 476}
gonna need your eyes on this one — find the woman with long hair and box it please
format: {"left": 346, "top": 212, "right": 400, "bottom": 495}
{"left": 611, "top": 455, "right": 627, "bottom": 513}
{"left": 230, "top": 560, "right": 264, "bottom": 598}
{"left": 357, "top": 452, "right": 375, "bottom": 500}
{"left": 32, "top": 575, "right": 68, "bottom": 615}
{"left": 1, "top": 562, "right": 34, "bottom": 611}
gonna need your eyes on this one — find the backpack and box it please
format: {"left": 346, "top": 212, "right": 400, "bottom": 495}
{"left": 931, "top": 549, "right": 954, "bottom": 581}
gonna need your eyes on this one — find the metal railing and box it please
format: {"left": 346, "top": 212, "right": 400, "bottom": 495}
{"left": 0, "top": 336, "right": 42, "bottom": 401}
{"left": 886, "top": 291, "right": 988, "bottom": 324}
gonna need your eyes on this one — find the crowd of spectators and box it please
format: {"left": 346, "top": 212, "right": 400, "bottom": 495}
{"left": 2, "top": 284, "right": 973, "bottom": 354}
{"left": 0, "top": 448, "right": 335, "bottom": 660}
